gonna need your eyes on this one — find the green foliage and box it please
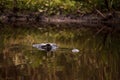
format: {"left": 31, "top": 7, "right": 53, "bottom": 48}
{"left": 0, "top": 0, "right": 79, "bottom": 14}
{"left": 0, "top": 0, "right": 120, "bottom": 14}
{"left": 111, "top": 0, "right": 120, "bottom": 10}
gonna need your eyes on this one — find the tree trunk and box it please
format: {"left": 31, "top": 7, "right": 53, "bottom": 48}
{"left": 13, "top": 0, "right": 18, "bottom": 13}
{"left": 104, "top": 0, "right": 110, "bottom": 11}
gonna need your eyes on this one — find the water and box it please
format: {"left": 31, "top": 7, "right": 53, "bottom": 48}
{"left": 0, "top": 23, "right": 120, "bottom": 80}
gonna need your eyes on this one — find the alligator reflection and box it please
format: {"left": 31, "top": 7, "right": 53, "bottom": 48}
{"left": 0, "top": 23, "right": 120, "bottom": 80}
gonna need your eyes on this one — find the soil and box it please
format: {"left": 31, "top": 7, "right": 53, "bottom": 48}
{"left": 0, "top": 11, "right": 120, "bottom": 24}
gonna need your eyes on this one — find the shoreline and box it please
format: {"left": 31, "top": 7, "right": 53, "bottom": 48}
{"left": 0, "top": 12, "right": 120, "bottom": 24}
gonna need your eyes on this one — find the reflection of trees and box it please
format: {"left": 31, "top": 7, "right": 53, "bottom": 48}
{"left": 0, "top": 24, "right": 120, "bottom": 80}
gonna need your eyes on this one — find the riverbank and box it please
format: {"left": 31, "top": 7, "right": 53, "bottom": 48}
{"left": 0, "top": 11, "right": 120, "bottom": 24}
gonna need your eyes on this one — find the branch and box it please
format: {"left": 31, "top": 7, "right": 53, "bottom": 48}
{"left": 95, "top": 9, "right": 106, "bottom": 18}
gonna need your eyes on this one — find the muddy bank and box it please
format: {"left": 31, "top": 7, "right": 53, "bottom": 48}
{"left": 0, "top": 12, "right": 120, "bottom": 24}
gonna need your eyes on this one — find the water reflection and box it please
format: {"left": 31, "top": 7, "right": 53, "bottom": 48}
{"left": 0, "top": 23, "right": 120, "bottom": 80}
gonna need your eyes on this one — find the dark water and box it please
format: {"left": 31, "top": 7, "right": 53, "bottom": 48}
{"left": 0, "top": 23, "right": 120, "bottom": 80}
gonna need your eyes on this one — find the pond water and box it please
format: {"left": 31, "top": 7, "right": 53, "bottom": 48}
{"left": 0, "top": 23, "right": 120, "bottom": 80}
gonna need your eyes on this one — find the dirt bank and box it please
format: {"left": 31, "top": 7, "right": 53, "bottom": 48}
{"left": 0, "top": 12, "right": 120, "bottom": 24}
